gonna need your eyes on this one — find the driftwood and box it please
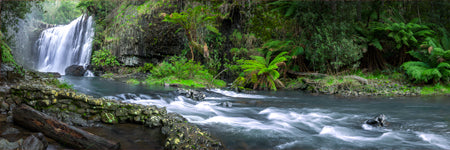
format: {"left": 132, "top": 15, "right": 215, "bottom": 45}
{"left": 287, "top": 70, "right": 328, "bottom": 78}
{"left": 13, "top": 104, "right": 120, "bottom": 150}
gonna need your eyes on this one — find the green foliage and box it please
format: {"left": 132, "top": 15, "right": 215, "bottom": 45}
{"left": 49, "top": 79, "right": 74, "bottom": 90}
{"left": 420, "top": 83, "right": 450, "bottom": 95}
{"left": 1, "top": 31, "right": 23, "bottom": 74}
{"left": 126, "top": 79, "right": 140, "bottom": 85}
{"left": 91, "top": 49, "right": 120, "bottom": 68}
{"left": 0, "top": 0, "right": 38, "bottom": 34}
{"left": 101, "top": 72, "right": 114, "bottom": 79}
{"left": 237, "top": 51, "right": 288, "bottom": 91}
{"left": 138, "top": 63, "right": 154, "bottom": 73}
{"left": 163, "top": 4, "right": 224, "bottom": 60}
{"left": 307, "top": 24, "right": 363, "bottom": 73}
{"left": 42, "top": 0, "right": 81, "bottom": 25}
{"left": 375, "top": 21, "right": 434, "bottom": 49}
{"left": 402, "top": 48, "right": 450, "bottom": 84}
{"left": 147, "top": 56, "right": 225, "bottom": 88}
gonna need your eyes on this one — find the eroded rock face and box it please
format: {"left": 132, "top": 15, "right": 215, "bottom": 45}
{"left": 64, "top": 65, "right": 86, "bottom": 76}
{"left": 101, "top": 1, "right": 184, "bottom": 66}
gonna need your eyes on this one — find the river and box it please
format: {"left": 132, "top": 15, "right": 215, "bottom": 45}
{"left": 63, "top": 76, "right": 450, "bottom": 149}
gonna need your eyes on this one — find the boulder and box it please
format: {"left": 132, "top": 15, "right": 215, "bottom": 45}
{"left": 364, "top": 114, "right": 387, "bottom": 127}
{"left": 0, "top": 133, "right": 47, "bottom": 150}
{"left": 64, "top": 65, "right": 86, "bottom": 76}
{"left": 0, "top": 138, "right": 21, "bottom": 150}
{"left": 176, "top": 88, "right": 206, "bottom": 101}
{"left": 21, "top": 133, "right": 48, "bottom": 150}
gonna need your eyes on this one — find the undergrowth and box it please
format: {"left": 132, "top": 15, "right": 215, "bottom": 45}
{"left": 146, "top": 56, "right": 225, "bottom": 88}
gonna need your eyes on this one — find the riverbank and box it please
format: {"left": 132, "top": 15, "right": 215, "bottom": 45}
{"left": 0, "top": 71, "right": 223, "bottom": 149}
{"left": 285, "top": 73, "right": 450, "bottom": 97}
{"left": 110, "top": 69, "right": 449, "bottom": 97}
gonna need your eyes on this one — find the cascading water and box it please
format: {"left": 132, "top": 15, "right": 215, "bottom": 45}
{"left": 35, "top": 15, "right": 94, "bottom": 75}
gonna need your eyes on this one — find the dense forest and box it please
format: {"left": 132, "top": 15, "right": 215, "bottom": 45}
{"left": 1, "top": 0, "right": 449, "bottom": 93}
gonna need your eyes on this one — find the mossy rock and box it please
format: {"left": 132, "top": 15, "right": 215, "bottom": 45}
{"left": 101, "top": 112, "right": 118, "bottom": 124}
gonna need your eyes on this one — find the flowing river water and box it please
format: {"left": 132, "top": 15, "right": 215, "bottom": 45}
{"left": 63, "top": 76, "right": 449, "bottom": 149}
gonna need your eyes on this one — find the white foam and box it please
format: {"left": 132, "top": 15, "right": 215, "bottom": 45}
{"left": 275, "top": 140, "right": 300, "bottom": 149}
{"left": 416, "top": 132, "right": 450, "bottom": 149}
{"left": 320, "top": 126, "right": 392, "bottom": 142}
{"left": 209, "top": 89, "right": 267, "bottom": 98}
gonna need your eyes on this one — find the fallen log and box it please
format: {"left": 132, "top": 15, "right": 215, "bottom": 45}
{"left": 12, "top": 104, "right": 120, "bottom": 150}
{"left": 287, "top": 70, "right": 328, "bottom": 78}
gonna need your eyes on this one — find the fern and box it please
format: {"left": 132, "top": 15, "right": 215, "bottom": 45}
{"left": 238, "top": 51, "right": 287, "bottom": 91}
{"left": 402, "top": 47, "right": 450, "bottom": 84}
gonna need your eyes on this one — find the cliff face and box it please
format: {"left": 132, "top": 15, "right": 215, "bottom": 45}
{"left": 100, "top": 1, "right": 185, "bottom": 66}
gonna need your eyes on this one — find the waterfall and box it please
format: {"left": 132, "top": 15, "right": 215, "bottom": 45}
{"left": 35, "top": 15, "right": 94, "bottom": 75}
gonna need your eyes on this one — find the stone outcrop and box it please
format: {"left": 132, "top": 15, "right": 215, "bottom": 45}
{"left": 101, "top": 1, "right": 184, "bottom": 66}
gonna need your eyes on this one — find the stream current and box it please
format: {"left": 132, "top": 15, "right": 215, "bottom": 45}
{"left": 63, "top": 76, "right": 450, "bottom": 149}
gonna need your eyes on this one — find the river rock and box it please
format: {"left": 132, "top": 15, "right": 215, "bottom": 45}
{"left": 364, "top": 114, "right": 387, "bottom": 127}
{"left": 64, "top": 65, "right": 86, "bottom": 76}
{"left": 176, "top": 88, "right": 206, "bottom": 101}
{"left": 0, "top": 138, "right": 21, "bottom": 150}
{"left": 1, "top": 127, "right": 20, "bottom": 135}
{"left": 21, "top": 133, "right": 48, "bottom": 150}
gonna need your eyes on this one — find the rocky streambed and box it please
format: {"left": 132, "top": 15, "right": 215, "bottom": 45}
{"left": 0, "top": 71, "right": 223, "bottom": 149}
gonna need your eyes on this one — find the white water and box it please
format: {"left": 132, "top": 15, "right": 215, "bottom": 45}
{"left": 84, "top": 70, "right": 95, "bottom": 77}
{"left": 120, "top": 89, "right": 450, "bottom": 149}
{"left": 36, "top": 15, "right": 94, "bottom": 75}
{"left": 60, "top": 76, "right": 450, "bottom": 150}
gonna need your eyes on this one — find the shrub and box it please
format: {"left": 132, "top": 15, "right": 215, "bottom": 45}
{"left": 402, "top": 47, "right": 450, "bottom": 84}
{"left": 138, "top": 63, "right": 153, "bottom": 73}
{"left": 91, "top": 48, "right": 120, "bottom": 68}
{"left": 147, "top": 56, "right": 225, "bottom": 88}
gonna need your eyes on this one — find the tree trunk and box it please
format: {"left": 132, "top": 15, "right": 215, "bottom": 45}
{"left": 13, "top": 104, "right": 120, "bottom": 150}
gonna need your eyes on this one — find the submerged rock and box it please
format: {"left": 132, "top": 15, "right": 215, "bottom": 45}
{"left": 364, "top": 114, "right": 388, "bottom": 127}
{"left": 221, "top": 101, "right": 232, "bottom": 107}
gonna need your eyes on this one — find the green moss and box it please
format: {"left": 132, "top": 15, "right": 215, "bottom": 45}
{"left": 420, "top": 84, "right": 450, "bottom": 95}
{"left": 145, "top": 56, "right": 226, "bottom": 88}
{"left": 126, "top": 79, "right": 140, "bottom": 85}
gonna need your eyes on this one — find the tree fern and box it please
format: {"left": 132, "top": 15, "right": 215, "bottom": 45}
{"left": 402, "top": 47, "right": 450, "bottom": 84}
{"left": 238, "top": 51, "right": 288, "bottom": 91}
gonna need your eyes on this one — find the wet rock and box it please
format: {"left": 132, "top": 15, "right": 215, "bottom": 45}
{"left": 21, "top": 133, "right": 48, "bottom": 150}
{"left": 101, "top": 112, "right": 118, "bottom": 124}
{"left": 64, "top": 65, "right": 86, "bottom": 76}
{"left": 0, "top": 138, "right": 22, "bottom": 150}
{"left": 176, "top": 88, "right": 206, "bottom": 101}
{"left": 221, "top": 101, "right": 232, "bottom": 107}
{"left": 6, "top": 115, "right": 13, "bottom": 123}
{"left": 1, "top": 127, "right": 20, "bottom": 135}
{"left": 365, "top": 114, "right": 387, "bottom": 127}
